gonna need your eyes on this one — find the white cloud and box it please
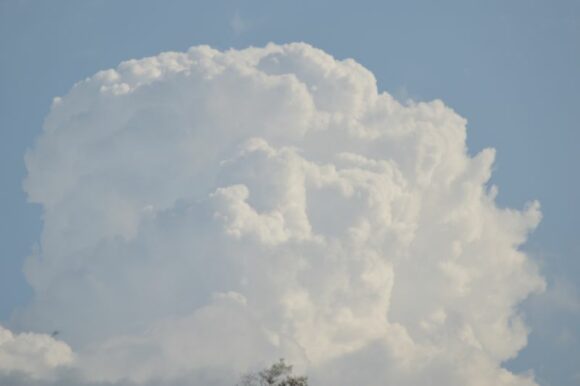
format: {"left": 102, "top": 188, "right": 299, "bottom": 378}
{"left": 11, "top": 43, "right": 544, "bottom": 385}
{"left": 0, "top": 325, "right": 73, "bottom": 378}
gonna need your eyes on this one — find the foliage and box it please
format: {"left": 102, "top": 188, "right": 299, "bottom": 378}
{"left": 237, "top": 359, "right": 308, "bottom": 386}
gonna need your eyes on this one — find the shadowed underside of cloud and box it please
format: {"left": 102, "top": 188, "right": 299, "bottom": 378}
{"left": 3, "top": 43, "right": 544, "bottom": 385}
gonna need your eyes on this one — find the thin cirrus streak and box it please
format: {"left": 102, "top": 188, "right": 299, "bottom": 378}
{"left": 2, "top": 43, "right": 544, "bottom": 386}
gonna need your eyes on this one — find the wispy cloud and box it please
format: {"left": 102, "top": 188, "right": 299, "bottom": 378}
{"left": 230, "top": 11, "right": 249, "bottom": 36}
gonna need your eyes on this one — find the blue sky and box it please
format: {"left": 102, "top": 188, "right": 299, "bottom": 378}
{"left": 1, "top": 1, "right": 578, "bottom": 385}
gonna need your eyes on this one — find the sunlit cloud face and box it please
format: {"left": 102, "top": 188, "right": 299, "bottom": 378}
{"left": 4, "top": 43, "right": 544, "bottom": 385}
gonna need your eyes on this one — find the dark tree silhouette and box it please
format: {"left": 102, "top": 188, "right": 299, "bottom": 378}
{"left": 237, "top": 359, "right": 308, "bottom": 386}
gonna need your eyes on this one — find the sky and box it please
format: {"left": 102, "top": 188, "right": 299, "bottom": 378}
{"left": 0, "top": 1, "right": 578, "bottom": 385}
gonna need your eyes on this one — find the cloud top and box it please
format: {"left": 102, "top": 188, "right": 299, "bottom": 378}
{"left": 14, "top": 43, "right": 544, "bottom": 385}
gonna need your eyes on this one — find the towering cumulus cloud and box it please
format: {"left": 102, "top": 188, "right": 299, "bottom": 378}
{"left": 11, "top": 43, "right": 544, "bottom": 385}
